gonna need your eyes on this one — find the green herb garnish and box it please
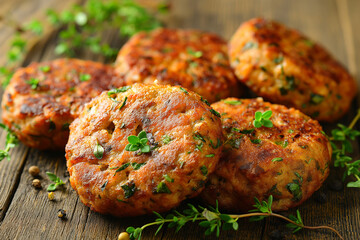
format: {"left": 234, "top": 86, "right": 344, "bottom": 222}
{"left": 27, "top": 78, "right": 40, "bottom": 89}
{"left": 222, "top": 100, "right": 242, "bottom": 105}
{"left": 79, "top": 73, "right": 91, "bottom": 82}
{"left": 125, "top": 131, "right": 150, "bottom": 153}
{"left": 155, "top": 182, "right": 171, "bottom": 194}
{"left": 186, "top": 47, "right": 203, "bottom": 58}
{"left": 162, "top": 135, "right": 172, "bottom": 145}
{"left": 179, "top": 87, "right": 189, "bottom": 94}
{"left": 271, "top": 157, "right": 283, "bottom": 162}
{"left": 94, "top": 141, "right": 104, "bottom": 159}
{"left": 39, "top": 65, "right": 50, "bottom": 72}
{"left": 119, "top": 96, "right": 127, "bottom": 110}
{"left": 163, "top": 174, "right": 174, "bottom": 183}
{"left": 46, "top": 172, "right": 65, "bottom": 191}
{"left": 121, "top": 182, "right": 136, "bottom": 198}
{"left": 253, "top": 110, "right": 273, "bottom": 128}
{"left": 124, "top": 196, "right": 342, "bottom": 239}
{"left": 0, "top": 124, "right": 19, "bottom": 162}
{"left": 200, "top": 165, "right": 208, "bottom": 176}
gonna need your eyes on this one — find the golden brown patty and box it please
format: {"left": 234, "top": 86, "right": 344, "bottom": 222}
{"left": 115, "top": 28, "right": 241, "bottom": 103}
{"left": 65, "top": 84, "right": 224, "bottom": 217}
{"left": 229, "top": 18, "right": 357, "bottom": 121}
{"left": 1, "top": 58, "right": 125, "bottom": 150}
{"left": 200, "top": 98, "right": 331, "bottom": 212}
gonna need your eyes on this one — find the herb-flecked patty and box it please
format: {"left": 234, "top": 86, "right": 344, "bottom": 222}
{"left": 115, "top": 28, "right": 242, "bottom": 103}
{"left": 65, "top": 84, "right": 224, "bottom": 217}
{"left": 229, "top": 18, "right": 357, "bottom": 121}
{"left": 1, "top": 58, "right": 125, "bottom": 150}
{"left": 200, "top": 98, "right": 331, "bottom": 212}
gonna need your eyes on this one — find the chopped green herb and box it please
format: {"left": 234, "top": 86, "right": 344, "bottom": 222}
{"left": 310, "top": 93, "right": 324, "bottom": 105}
{"left": 79, "top": 73, "right": 91, "bottom": 82}
{"left": 209, "top": 138, "right": 221, "bottom": 149}
{"left": 275, "top": 140, "right": 289, "bottom": 148}
{"left": 210, "top": 109, "right": 221, "bottom": 117}
{"left": 260, "top": 66, "right": 267, "bottom": 72}
{"left": 205, "top": 154, "right": 215, "bottom": 158}
{"left": 223, "top": 99, "right": 242, "bottom": 105}
{"left": 288, "top": 129, "right": 294, "bottom": 133}
{"left": 155, "top": 182, "right": 171, "bottom": 194}
{"left": 39, "top": 65, "right": 50, "bottom": 72}
{"left": 119, "top": 96, "right": 127, "bottom": 110}
{"left": 200, "top": 165, "right": 208, "bottom": 176}
{"left": 115, "top": 163, "right": 130, "bottom": 172}
{"left": 162, "top": 135, "right": 172, "bottom": 145}
{"left": 286, "top": 182, "right": 302, "bottom": 202}
{"left": 272, "top": 157, "right": 283, "bottom": 162}
{"left": 186, "top": 47, "right": 203, "bottom": 58}
{"left": 194, "top": 133, "right": 206, "bottom": 143}
{"left": 163, "top": 174, "right": 174, "bottom": 183}
{"left": 0, "top": 123, "right": 19, "bottom": 162}
{"left": 179, "top": 87, "right": 189, "bottom": 94}
{"left": 200, "top": 96, "right": 210, "bottom": 106}
{"left": 121, "top": 182, "right": 136, "bottom": 198}
{"left": 273, "top": 56, "right": 284, "bottom": 64}
{"left": 251, "top": 139, "right": 262, "bottom": 144}
{"left": 304, "top": 40, "right": 314, "bottom": 47}
{"left": 94, "top": 141, "right": 104, "bottom": 159}
{"left": 27, "top": 78, "right": 40, "bottom": 89}
{"left": 131, "top": 162, "right": 146, "bottom": 170}
{"left": 240, "top": 129, "right": 255, "bottom": 134}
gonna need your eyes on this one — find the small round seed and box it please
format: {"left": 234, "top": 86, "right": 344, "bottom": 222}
{"left": 118, "top": 232, "right": 130, "bottom": 240}
{"left": 29, "top": 166, "right": 40, "bottom": 177}
{"left": 32, "top": 179, "right": 41, "bottom": 189}
{"left": 57, "top": 209, "right": 66, "bottom": 219}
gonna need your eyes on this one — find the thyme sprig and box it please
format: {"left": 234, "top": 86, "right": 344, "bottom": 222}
{"left": 46, "top": 172, "right": 65, "bottom": 191}
{"left": 330, "top": 108, "right": 360, "bottom": 187}
{"left": 124, "top": 196, "right": 343, "bottom": 239}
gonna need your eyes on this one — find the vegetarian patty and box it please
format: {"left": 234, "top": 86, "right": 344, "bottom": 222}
{"left": 229, "top": 18, "right": 357, "bottom": 121}
{"left": 115, "top": 28, "right": 241, "bottom": 103}
{"left": 1, "top": 58, "right": 125, "bottom": 150}
{"left": 65, "top": 84, "right": 224, "bottom": 217}
{"left": 200, "top": 98, "right": 331, "bottom": 212}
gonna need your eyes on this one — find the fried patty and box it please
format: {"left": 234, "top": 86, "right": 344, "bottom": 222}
{"left": 65, "top": 84, "right": 224, "bottom": 217}
{"left": 115, "top": 28, "right": 241, "bottom": 103}
{"left": 200, "top": 98, "right": 331, "bottom": 212}
{"left": 1, "top": 58, "right": 125, "bottom": 150}
{"left": 229, "top": 18, "right": 357, "bottom": 121}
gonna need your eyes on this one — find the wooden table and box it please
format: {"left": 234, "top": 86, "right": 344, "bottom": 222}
{"left": 0, "top": 0, "right": 359, "bottom": 239}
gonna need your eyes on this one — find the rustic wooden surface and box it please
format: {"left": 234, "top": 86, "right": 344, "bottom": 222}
{"left": 0, "top": 0, "right": 359, "bottom": 239}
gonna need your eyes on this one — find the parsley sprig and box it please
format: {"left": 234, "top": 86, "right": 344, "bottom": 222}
{"left": 0, "top": 124, "right": 19, "bottom": 161}
{"left": 253, "top": 110, "right": 273, "bottom": 128}
{"left": 330, "top": 109, "right": 360, "bottom": 187}
{"left": 124, "top": 196, "right": 342, "bottom": 239}
{"left": 125, "top": 131, "right": 151, "bottom": 153}
{"left": 46, "top": 172, "right": 65, "bottom": 191}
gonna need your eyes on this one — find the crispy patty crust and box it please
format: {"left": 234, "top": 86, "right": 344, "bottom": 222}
{"left": 229, "top": 18, "right": 357, "bottom": 121}
{"left": 200, "top": 98, "right": 331, "bottom": 212}
{"left": 65, "top": 84, "right": 224, "bottom": 217}
{"left": 1, "top": 58, "right": 124, "bottom": 150}
{"left": 115, "top": 28, "right": 241, "bottom": 103}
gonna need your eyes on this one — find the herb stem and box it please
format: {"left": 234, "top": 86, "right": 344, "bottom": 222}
{"left": 348, "top": 108, "right": 360, "bottom": 129}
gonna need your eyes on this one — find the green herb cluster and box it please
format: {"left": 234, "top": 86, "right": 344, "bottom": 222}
{"left": 46, "top": 172, "right": 65, "bottom": 191}
{"left": 1, "top": 0, "right": 165, "bottom": 87}
{"left": 253, "top": 110, "right": 273, "bottom": 128}
{"left": 330, "top": 109, "right": 360, "bottom": 187}
{"left": 0, "top": 124, "right": 19, "bottom": 161}
{"left": 124, "top": 195, "right": 342, "bottom": 239}
{"left": 125, "top": 131, "right": 151, "bottom": 153}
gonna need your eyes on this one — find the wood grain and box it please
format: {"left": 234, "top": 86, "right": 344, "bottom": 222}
{"left": 0, "top": 0, "right": 359, "bottom": 239}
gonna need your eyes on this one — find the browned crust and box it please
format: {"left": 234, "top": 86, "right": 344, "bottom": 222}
{"left": 1, "top": 58, "right": 125, "bottom": 150}
{"left": 115, "top": 28, "right": 242, "bottom": 103}
{"left": 229, "top": 18, "right": 357, "bottom": 121}
{"left": 66, "top": 84, "right": 224, "bottom": 217}
{"left": 200, "top": 98, "right": 331, "bottom": 212}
